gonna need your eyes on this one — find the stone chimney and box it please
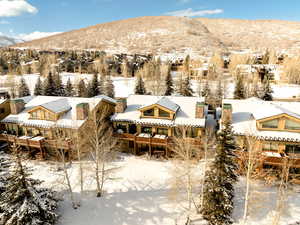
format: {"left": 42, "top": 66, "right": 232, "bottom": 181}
{"left": 222, "top": 103, "right": 232, "bottom": 122}
{"left": 195, "top": 102, "right": 205, "bottom": 118}
{"left": 10, "top": 99, "right": 25, "bottom": 115}
{"left": 76, "top": 103, "right": 90, "bottom": 120}
{"left": 115, "top": 98, "right": 127, "bottom": 113}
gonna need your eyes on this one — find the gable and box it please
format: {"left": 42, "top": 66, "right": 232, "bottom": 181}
{"left": 257, "top": 113, "right": 300, "bottom": 132}
{"left": 28, "top": 106, "right": 58, "bottom": 121}
{"left": 140, "top": 104, "right": 175, "bottom": 120}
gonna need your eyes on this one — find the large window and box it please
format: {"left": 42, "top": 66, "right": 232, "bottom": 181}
{"left": 285, "top": 119, "right": 300, "bottom": 130}
{"left": 157, "top": 128, "right": 168, "bottom": 136}
{"left": 261, "top": 119, "right": 279, "bottom": 129}
{"left": 159, "top": 109, "right": 170, "bottom": 118}
{"left": 143, "top": 108, "right": 154, "bottom": 116}
{"left": 285, "top": 145, "right": 300, "bottom": 154}
{"left": 262, "top": 142, "right": 278, "bottom": 151}
{"left": 31, "top": 111, "right": 38, "bottom": 119}
{"left": 141, "top": 127, "right": 152, "bottom": 134}
{"left": 116, "top": 123, "right": 127, "bottom": 133}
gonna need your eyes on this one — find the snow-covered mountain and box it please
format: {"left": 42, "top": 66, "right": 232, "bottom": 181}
{"left": 0, "top": 35, "right": 21, "bottom": 47}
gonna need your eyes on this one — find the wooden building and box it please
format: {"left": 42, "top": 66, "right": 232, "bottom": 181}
{"left": 0, "top": 95, "right": 116, "bottom": 159}
{"left": 111, "top": 95, "right": 207, "bottom": 157}
{"left": 221, "top": 97, "right": 300, "bottom": 171}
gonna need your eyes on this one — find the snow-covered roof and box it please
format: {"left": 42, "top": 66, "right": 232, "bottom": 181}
{"left": 39, "top": 98, "right": 71, "bottom": 113}
{"left": 141, "top": 97, "right": 179, "bottom": 112}
{"left": 223, "top": 97, "right": 300, "bottom": 142}
{"left": 111, "top": 95, "right": 206, "bottom": 128}
{"left": 1, "top": 95, "right": 115, "bottom": 129}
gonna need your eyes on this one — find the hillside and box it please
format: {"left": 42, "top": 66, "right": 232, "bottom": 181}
{"left": 0, "top": 35, "right": 20, "bottom": 47}
{"left": 13, "top": 16, "right": 300, "bottom": 54}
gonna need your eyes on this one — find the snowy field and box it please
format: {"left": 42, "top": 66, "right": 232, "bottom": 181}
{"left": 15, "top": 153, "right": 299, "bottom": 225}
{"left": 1, "top": 72, "right": 300, "bottom": 99}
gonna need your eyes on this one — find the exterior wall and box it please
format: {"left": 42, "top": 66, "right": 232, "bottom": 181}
{"left": 0, "top": 100, "right": 11, "bottom": 121}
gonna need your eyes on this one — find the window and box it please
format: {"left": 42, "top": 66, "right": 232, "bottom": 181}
{"left": 285, "top": 145, "right": 300, "bottom": 154}
{"left": 141, "top": 127, "right": 152, "bottom": 134}
{"left": 159, "top": 109, "right": 170, "bottom": 118}
{"left": 157, "top": 128, "right": 168, "bottom": 136}
{"left": 116, "top": 123, "right": 127, "bottom": 133}
{"left": 262, "top": 142, "right": 278, "bottom": 151}
{"left": 285, "top": 119, "right": 300, "bottom": 130}
{"left": 261, "top": 119, "right": 279, "bottom": 129}
{"left": 0, "top": 108, "right": 5, "bottom": 113}
{"left": 31, "top": 111, "right": 38, "bottom": 119}
{"left": 143, "top": 108, "right": 154, "bottom": 116}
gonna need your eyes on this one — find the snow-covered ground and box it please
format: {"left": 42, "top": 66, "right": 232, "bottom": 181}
{"left": 12, "top": 153, "right": 298, "bottom": 225}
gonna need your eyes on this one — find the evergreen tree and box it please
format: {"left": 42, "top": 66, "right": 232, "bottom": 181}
{"left": 164, "top": 70, "right": 174, "bottom": 96}
{"left": 201, "top": 122, "right": 238, "bottom": 225}
{"left": 181, "top": 77, "right": 194, "bottom": 96}
{"left": 201, "top": 80, "right": 211, "bottom": 98}
{"left": 0, "top": 154, "right": 59, "bottom": 225}
{"left": 65, "top": 78, "right": 74, "bottom": 97}
{"left": 105, "top": 76, "right": 115, "bottom": 98}
{"left": 34, "top": 77, "right": 43, "bottom": 96}
{"left": 54, "top": 72, "right": 65, "bottom": 96}
{"left": 233, "top": 74, "right": 246, "bottom": 99}
{"left": 18, "top": 78, "right": 30, "bottom": 97}
{"left": 43, "top": 72, "right": 56, "bottom": 96}
{"left": 135, "top": 76, "right": 147, "bottom": 95}
{"left": 89, "top": 73, "right": 100, "bottom": 97}
{"left": 261, "top": 76, "right": 273, "bottom": 101}
{"left": 77, "top": 79, "right": 88, "bottom": 97}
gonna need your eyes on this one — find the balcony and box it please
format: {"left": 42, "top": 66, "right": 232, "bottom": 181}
{"left": 0, "top": 134, "right": 73, "bottom": 150}
{"left": 262, "top": 151, "right": 300, "bottom": 168}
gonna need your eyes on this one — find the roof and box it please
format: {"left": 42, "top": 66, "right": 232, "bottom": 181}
{"left": 1, "top": 95, "right": 115, "bottom": 129}
{"left": 111, "top": 95, "right": 206, "bottom": 128}
{"left": 141, "top": 97, "right": 179, "bottom": 112}
{"left": 40, "top": 98, "right": 71, "bottom": 113}
{"left": 223, "top": 98, "right": 300, "bottom": 142}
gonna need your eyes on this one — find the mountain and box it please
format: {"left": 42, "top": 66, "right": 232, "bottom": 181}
{"left": 12, "top": 16, "right": 300, "bottom": 54}
{"left": 0, "top": 35, "right": 21, "bottom": 47}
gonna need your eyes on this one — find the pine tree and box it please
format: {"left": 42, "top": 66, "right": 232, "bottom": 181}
{"left": 0, "top": 154, "right": 59, "bottom": 225}
{"left": 88, "top": 73, "right": 100, "bottom": 97}
{"left": 105, "top": 76, "right": 115, "bottom": 98}
{"left": 181, "top": 77, "right": 194, "bottom": 96}
{"left": 261, "top": 76, "right": 273, "bottom": 101}
{"left": 201, "top": 80, "right": 211, "bottom": 98}
{"left": 201, "top": 122, "right": 238, "bottom": 225}
{"left": 54, "top": 72, "right": 65, "bottom": 96}
{"left": 135, "top": 76, "right": 147, "bottom": 95}
{"left": 18, "top": 78, "right": 30, "bottom": 97}
{"left": 77, "top": 79, "right": 88, "bottom": 97}
{"left": 65, "top": 78, "right": 74, "bottom": 97}
{"left": 43, "top": 72, "right": 56, "bottom": 96}
{"left": 164, "top": 70, "right": 174, "bottom": 96}
{"left": 233, "top": 75, "right": 246, "bottom": 99}
{"left": 34, "top": 77, "right": 43, "bottom": 96}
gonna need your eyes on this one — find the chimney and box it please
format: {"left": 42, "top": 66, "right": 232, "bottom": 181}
{"left": 115, "top": 98, "right": 127, "bottom": 113}
{"left": 76, "top": 103, "right": 90, "bottom": 120}
{"left": 222, "top": 103, "right": 232, "bottom": 122}
{"left": 195, "top": 102, "right": 205, "bottom": 118}
{"left": 10, "top": 99, "right": 25, "bottom": 115}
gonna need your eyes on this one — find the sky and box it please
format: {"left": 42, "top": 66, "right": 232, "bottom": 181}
{"left": 0, "top": 0, "right": 300, "bottom": 41}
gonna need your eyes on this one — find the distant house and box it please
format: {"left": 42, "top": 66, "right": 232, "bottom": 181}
{"left": 0, "top": 95, "right": 116, "bottom": 159}
{"left": 221, "top": 97, "right": 300, "bottom": 170}
{"left": 111, "top": 95, "right": 207, "bottom": 156}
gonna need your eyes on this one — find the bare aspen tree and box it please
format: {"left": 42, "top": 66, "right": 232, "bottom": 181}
{"left": 87, "top": 104, "right": 118, "bottom": 197}
{"left": 271, "top": 157, "right": 291, "bottom": 225}
{"left": 170, "top": 127, "right": 202, "bottom": 221}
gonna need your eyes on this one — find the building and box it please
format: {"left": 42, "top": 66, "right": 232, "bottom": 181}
{"left": 111, "top": 95, "right": 207, "bottom": 157}
{"left": 0, "top": 95, "right": 116, "bottom": 159}
{"left": 221, "top": 97, "right": 300, "bottom": 170}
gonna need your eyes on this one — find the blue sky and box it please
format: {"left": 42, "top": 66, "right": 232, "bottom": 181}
{"left": 0, "top": 0, "right": 300, "bottom": 40}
